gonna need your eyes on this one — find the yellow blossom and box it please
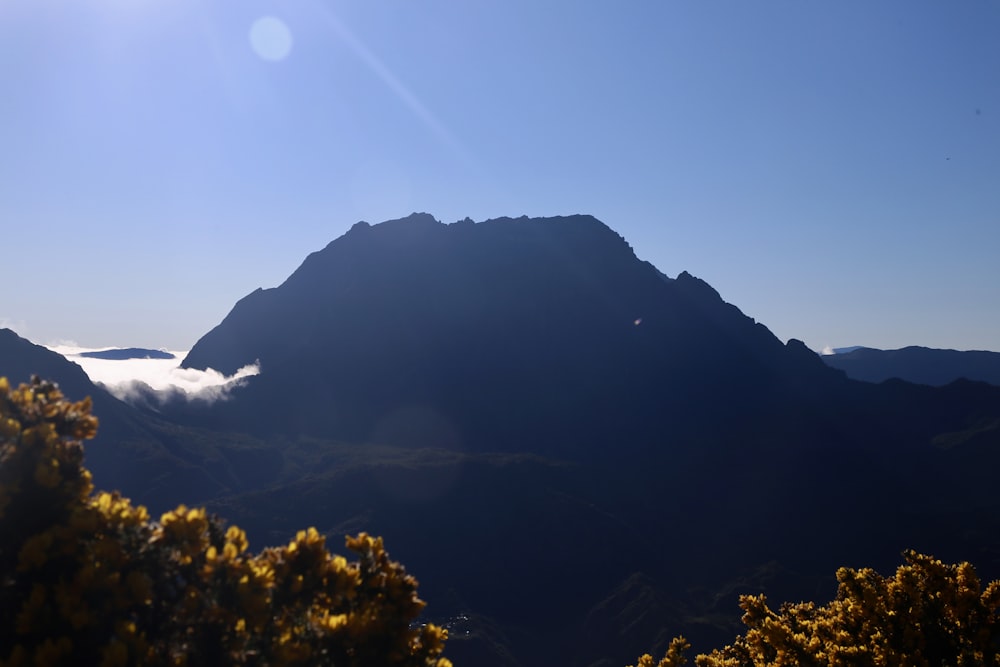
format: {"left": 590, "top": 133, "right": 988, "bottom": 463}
{"left": 324, "top": 613, "right": 349, "bottom": 631}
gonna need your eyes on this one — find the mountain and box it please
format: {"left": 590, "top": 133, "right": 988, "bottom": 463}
{"left": 1, "top": 328, "right": 107, "bottom": 407}
{"left": 822, "top": 345, "right": 1000, "bottom": 387}
{"left": 10, "top": 215, "right": 1000, "bottom": 665}
{"left": 0, "top": 329, "right": 272, "bottom": 512}
{"left": 167, "top": 214, "right": 1000, "bottom": 664}
{"left": 829, "top": 345, "right": 864, "bottom": 354}
{"left": 79, "top": 347, "right": 176, "bottom": 360}
{"left": 179, "top": 213, "right": 838, "bottom": 457}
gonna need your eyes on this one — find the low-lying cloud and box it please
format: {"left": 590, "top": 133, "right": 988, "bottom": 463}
{"left": 47, "top": 345, "right": 259, "bottom": 404}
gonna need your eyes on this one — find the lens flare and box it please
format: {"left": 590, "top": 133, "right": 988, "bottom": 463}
{"left": 249, "top": 16, "right": 293, "bottom": 62}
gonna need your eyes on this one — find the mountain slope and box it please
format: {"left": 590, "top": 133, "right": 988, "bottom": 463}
{"left": 0, "top": 329, "right": 264, "bottom": 511}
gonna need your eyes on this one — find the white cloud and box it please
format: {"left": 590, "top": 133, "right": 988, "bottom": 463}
{"left": 46, "top": 345, "right": 259, "bottom": 403}
{"left": 821, "top": 345, "right": 835, "bottom": 356}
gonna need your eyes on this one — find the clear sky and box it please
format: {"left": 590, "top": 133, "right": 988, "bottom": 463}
{"left": 2, "top": 1, "right": 998, "bottom": 353}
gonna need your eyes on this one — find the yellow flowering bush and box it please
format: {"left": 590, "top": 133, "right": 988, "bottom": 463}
{"left": 0, "top": 376, "right": 451, "bottom": 667}
{"left": 631, "top": 551, "right": 1000, "bottom": 667}
{"left": 625, "top": 637, "right": 690, "bottom": 667}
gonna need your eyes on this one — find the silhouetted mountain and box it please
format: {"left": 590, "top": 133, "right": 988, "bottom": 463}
{"left": 179, "top": 214, "right": 839, "bottom": 458}
{"left": 9, "top": 215, "right": 1000, "bottom": 665}
{"left": 823, "top": 345, "right": 1000, "bottom": 387}
{"left": 163, "top": 214, "right": 1000, "bottom": 665}
{"left": 830, "top": 345, "right": 864, "bottom": 354}
{"left": 79, "top": 347, "right": 176, "bottom": 360}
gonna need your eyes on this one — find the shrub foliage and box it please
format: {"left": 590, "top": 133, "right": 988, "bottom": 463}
{"left": 632, "top": 550, "right": 1000, "bottom": 667}
{"left": 0, "top": 376, "right": 451, "bottom": 667}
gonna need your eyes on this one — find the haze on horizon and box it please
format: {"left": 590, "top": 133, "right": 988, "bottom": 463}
{"left": 2, "top": 1, "right": 998, "bottom": 353}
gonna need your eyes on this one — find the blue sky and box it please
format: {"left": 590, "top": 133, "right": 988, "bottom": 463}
{"left": 2, "top": 1, "right": 998, "bottom": 353}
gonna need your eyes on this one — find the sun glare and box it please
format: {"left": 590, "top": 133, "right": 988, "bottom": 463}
{"left": 249, "top": 15, "right": 292, "bottom": 62}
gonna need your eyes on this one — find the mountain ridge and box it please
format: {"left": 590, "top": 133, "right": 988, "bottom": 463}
{"left": 823, "top": 345, "right": 1000, "bottom": 387}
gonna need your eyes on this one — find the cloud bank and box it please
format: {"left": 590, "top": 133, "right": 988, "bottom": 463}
{"left": 47, "top": 345, "right": 259, "bottom": 404}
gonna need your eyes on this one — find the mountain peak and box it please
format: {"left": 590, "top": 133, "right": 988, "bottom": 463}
{"left": 373, "top": 211, "right": 442, "bottom": 229}
{"left": 178, "top": 213, "right": 840, "bottom": 452}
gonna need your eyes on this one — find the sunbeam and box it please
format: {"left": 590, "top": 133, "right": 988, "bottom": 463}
{"left": 311, "top": 3, "right": 474, "bottom": 166}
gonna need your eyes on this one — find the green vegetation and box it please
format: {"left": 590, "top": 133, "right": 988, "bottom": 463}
{"left": 0, "top": 376, "right": 451, "bottom": 667}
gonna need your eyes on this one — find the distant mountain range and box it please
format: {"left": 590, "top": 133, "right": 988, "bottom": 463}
{"left": 823, "top": 345, "right": 1000, "bottom": 387}
{"left": 5, "top": 214, "right": 1000, "bottom": 666}
{"left": 79, "top": 347, "right": 176, "bottom": 360}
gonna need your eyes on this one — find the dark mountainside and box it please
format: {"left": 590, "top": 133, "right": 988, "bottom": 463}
{"left": 0, "top": 329, "right": 276, "bottom": 513}
{"left": 823, "top": 345, "right": 1000, "bottom": 387}
{"left": 167, "top": 214, "right": 1000, "bottom": 665}
{"left": 7, "top": 215, "right": 1000, "bottom": 666}
{"left": 79, "top": 347, "right": 176, "bottom": 360}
